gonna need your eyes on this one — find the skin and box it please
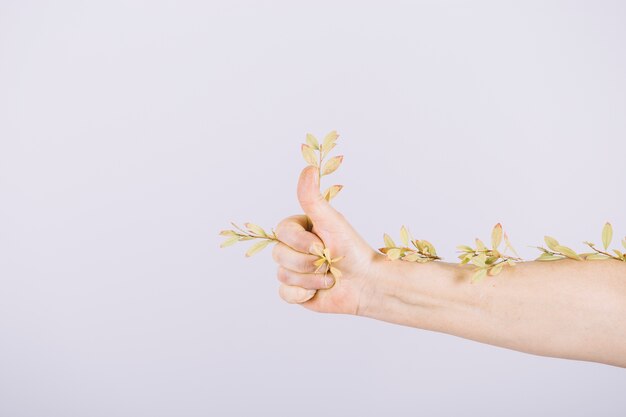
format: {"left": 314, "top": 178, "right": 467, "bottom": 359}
{"left": 272, "top": 166, "right": 626, "bottom": 368}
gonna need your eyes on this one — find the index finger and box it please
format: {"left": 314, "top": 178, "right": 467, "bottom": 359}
{"left": 274, "top": 214, "right": 324, "bottom": 255}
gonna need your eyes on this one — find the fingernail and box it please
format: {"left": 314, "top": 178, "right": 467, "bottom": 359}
{"left": 324, "top": 275, "right": 335, "bottom": 289}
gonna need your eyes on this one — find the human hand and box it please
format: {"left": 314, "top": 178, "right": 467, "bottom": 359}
{"left": 272, "top": 165, "right": 381, "bottom": 314}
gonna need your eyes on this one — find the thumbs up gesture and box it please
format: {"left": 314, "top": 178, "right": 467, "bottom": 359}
{"left": 272, "top": 165, "right": 379, "bottom": 314}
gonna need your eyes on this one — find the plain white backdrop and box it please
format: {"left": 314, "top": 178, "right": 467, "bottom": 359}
{"left": 1, "top": 1, "right": 625, "bottom": 416}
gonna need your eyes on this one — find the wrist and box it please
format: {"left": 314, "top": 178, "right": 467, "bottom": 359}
{"left": 357, "top": 255, "right": 487, "bottom": 333}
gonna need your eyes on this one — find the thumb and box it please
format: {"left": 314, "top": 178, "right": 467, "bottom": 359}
{"left": 297, "top": 166, "right": 346, "bottom": 231}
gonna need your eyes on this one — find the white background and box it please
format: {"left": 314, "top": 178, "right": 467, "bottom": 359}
{"left": 1, "top": 1, "right": 625, "bottom": 416}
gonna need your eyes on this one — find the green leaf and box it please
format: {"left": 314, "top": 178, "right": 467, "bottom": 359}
{"left": 602, "top": 222, "right": 613, "bottom": 250}
{"left": 387, "top": 248, "right": 401, "bottom": 260}
{"left": 400, "top": 226, "right": 410, "bottom": 247}
{"left": 536, "top": 253, "right": 563, "bottom": 261}
{"left": 491, "top": 223, "right": 503, "bottom": 250}
{"left": 244, "top": 222, "right": 267, "bottom": 237}
{"left": 488, "top": 263, "right": 504, "bottom": 276}
{"left": 544, "top": 236, "right": 559, "bottom": 252}
{"left": 323, "top": 185, "right": 343, "bottom": 202}
{"left": 301, "top": 144, "right": 318, "bottom": 167}
{"left": 219, "top": 230, "right": 237, "bottom": 237}
{"left": 305, "top": 133, "right": 319, "bottom": 150}
{"left": 555, "top": 245, "right": 582, "bottom": 261}
{"left": 470, "top": 253, "right": 487, "bottom": 267}
{"left": 313, "top": 257, "right": 326, "bottom": 267}
{"left": 423, "top": 240, "right": 437, "bottom": 256}
{"left": 503, "top": 232, "right": 519, "bottom": 257}
{"left": 475, "top": 238, "right": 487, "bottom": 251}
{"left": 245, "top": 239, "right": 271, "bottom": 256}
{"left": 456, "top": 245, "right": 473, "bottom": 252}
{"left": 613, "top": 249, "right": 624, "bottom": 259}
{"left": 321, "top": 142, "right": 336, "bottom": 159}
{"left": 322, "top": 130, "right": 339, "bottom": 150}
{"left": 402, "top": 252, "right": 420, "bottom": 262}
{"left": 471, "top": 268, "right": 487, "bottom": 283}
{"left": 585, "top": 253, "right": 610, "bottom": 260}
{"left": 220, "top": 236, "right": 239, "bottom": 248}
{"left": 383, "top": 234, "right": 395, "bottom": 249}
{"left": 321, "top": 155, "right": 343, "bottom": 176}
{"left": 485, "top": 256, "right": 498, "bottom": 265}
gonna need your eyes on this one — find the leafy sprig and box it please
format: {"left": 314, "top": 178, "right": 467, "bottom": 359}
{"left": 221, "top": 130, "right": 626, "bottom": 286}
{"left": 534, "top": 222, "right": 626, "bottom": 262}
{"left": 220, "top": 130, "right": 346, "bottom": 280}
{"left": 379, "top": 225, "right": 441, "bottom": 262}
{"left": 302, "top": 130, "right": 344, "bottom": 202}
{"left": 456, "top": 223, "right": 523, "bottom": 282}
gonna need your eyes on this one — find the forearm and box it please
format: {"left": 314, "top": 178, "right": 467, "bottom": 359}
{"left": 359, "top": 254, "right": 626, "bottom": 367}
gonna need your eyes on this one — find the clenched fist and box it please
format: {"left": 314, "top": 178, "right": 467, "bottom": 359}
{"left": 271, "top": 166, "right": 382, "bottom": 314}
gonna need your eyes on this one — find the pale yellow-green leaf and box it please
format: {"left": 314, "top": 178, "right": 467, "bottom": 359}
{"left": 475, "top": 238, "right": 486, "bottom": 251}
{"left": 585, "top": 253, "right": 610, "bottom": 260}
{"left": 535, "top": 253, "right": 563, "bottom": 261}
{"left": 322, "top": 130, "right": 339, "bottom": 150}
{"left": 219, "top": 230, "right": 237, "bottom": 237}
{"left": 488, "top": 263, "right": 504, "bottom": 276}
{"left": 387, "top": 248, "right": 401, "bottom": 260}
{"left": 220, "top": 236, "right": 239, "bottom": 248}
{"left": 331, "top": 256, "right": 344, "bottom": 264}
{"left": 544, "top": 236, "right": 559, "bottom": 252}
{"left": 383, "top": 234, "right": 396, "bottom": 249}
{"left": 491, "top": 223, "right": 503, "bottom": 250}
{"left": 323, "top": 184, "right": 343, "bottom": 201}
{"left": 414, "top": 240, "right": 425, "bottom": 252}
{"left": 301, "top": 144, "right": 318, "bottom": 167}
{"left": 613, "top": 249, "right": 624, "bottom": 258}
{"left": 244, "top": 222, "right": 266, "bottom": 237}
{"left": 313, "top": 257, "right": 326, "bottom": 267}
{"left": 423, "top": 240, "right": 437, "bottom": 256}
{"left": 305, "top": 133, "right": 319, "bottom": 150}
{"left": 555, "top": 245, "right": 582, "bottom": 260}
{"left": 400, "top": 226, "right": 410, "bottom": 247}
{"left": 506, "top": 258, "right": 516, "bottom": 266}
{"left": 245, "top": 239, "right": 271, "bottom": 257}
{"left": 622, "top": 237, "right": 626, "bottom": 250}
{"left": 330, "top": 266, "right": 342, "bottom": 279}
{"left": 485, "top": 255, "right": 498, "bottom": 265}
{"left": 321, "top": 155, "right": 343, "bottom": 176}
{"left": 602, "top": 222, "right": 613, "bottom": 250}
{"left": 402, "top": 252, "right": 420, "bottom": 262}
{"left": 460, "top": 256, "right": 471, "bottom": 265}
{"left": 471, "top": 268, "right": 487, "bottom": 283}
{"left": 470, "top": 253, "right": 487, "bottom": 267}
{"left": 456, "top": 245, "right": 473, "bottom": 252}
{"left": 503, "top": 232, "right": 520, "bottom": 257}
{"left": 323, "top": 248, "right": 331, "bottom": 260}
{"left": 321, "top": 142, "right": 336, "bottom": 159}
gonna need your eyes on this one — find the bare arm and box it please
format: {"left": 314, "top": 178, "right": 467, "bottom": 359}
{"left": 360, "top": 254, "right": 626, "bottom": 367}
{"left": 272, "top": 166, "right": 626, "bottom": 368}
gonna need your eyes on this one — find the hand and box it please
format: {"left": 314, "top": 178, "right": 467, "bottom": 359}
{"left": 272, "top": 166, "right": 381, "bottom": 314}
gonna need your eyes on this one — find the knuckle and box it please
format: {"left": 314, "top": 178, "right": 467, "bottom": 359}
{"left": 276, "top": 266, "right": 289, "bottom": 283}
{"left": 299, "top": 257, "right": 314, "bottom": 273}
